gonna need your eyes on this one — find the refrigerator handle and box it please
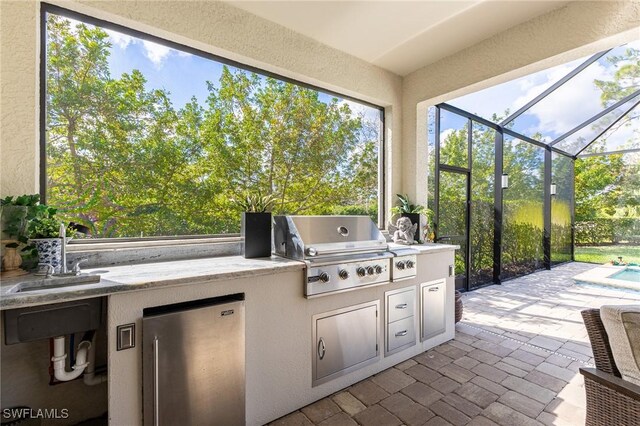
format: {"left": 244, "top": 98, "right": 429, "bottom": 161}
{"left": 153, "top": 336, "right": 160, "bottom": 426}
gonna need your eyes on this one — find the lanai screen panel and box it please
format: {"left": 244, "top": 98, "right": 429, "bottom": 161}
{"left": 554, "top": 95, "right": 640, "bottom": 155}
{"left": 507, "top": 43, "right": 639, "bottom": 143}
{"left": 551, "top": 153, "right": 573, "bottom": 264}
{"left": 470, "top": 122, "right": 496, "bottom": 287}
{"left": 502, "top": 136, "right": 545, "bottom": 279}
{"left": 447, "top": 56, "right": 588, "bottom": 124}
{"left": 580, "top": 104, "right": 639, "bottom": 156}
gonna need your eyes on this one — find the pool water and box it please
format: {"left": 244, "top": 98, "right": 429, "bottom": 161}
{"left": 609, "top": 268, "right": 640, "bottom": 283}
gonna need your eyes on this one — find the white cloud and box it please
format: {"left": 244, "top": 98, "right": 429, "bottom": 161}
{"left": 105, "top": 29, "right": 133, "bottom": 49}
{"left": 523, "top": 61, "right": 611, "bottom": 138}
{"left": 142, "top": 40, "right": 172, "bottom": 66}
{"left": 338, "top": 99, "right": 381, "bottom": 123}
{"left": 439, "top": 128, "right": 454, "bottom": 142}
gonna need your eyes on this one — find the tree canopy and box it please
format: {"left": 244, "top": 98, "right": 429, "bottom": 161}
{"left": 45, "top": 14, "right": 380, "bottom": 237}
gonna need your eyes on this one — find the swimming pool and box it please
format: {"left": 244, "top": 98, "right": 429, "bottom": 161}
{"left": 609, "top": 267, "right": 640, "bottom": 283}
{"left": 574, "top": 265, "right": 640, "bottom": 291}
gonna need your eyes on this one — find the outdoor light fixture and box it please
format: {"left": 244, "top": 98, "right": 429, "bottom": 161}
{"left": 501, "top": 174, "right": 509, "bottom": 189}
{"left": 550, "top": 183, "right": 557, "bottom": 196}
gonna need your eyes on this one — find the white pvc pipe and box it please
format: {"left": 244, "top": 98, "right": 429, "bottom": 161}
{"left": 51, "top": 336, "right": 90, "bottom": 382}
{"left": 83, "top": 333, "right": 107, "bottom": 386}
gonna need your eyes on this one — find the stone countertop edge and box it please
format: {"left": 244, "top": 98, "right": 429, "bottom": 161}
{"left": 0, "top": 255, "right": 304, "bottom": 310}
{"left": 388, "top": 242, "right": 461, "bottom": 252}
{"left": 0, "top": 244, "right": 458, "bottom": 310}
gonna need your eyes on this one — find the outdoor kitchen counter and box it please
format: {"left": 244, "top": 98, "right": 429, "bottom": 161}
{"left": 0, "top": 255, "right": 304, "bottom": 310}
{"left": 0, "top": 243, "right": 458, "bottom": 310}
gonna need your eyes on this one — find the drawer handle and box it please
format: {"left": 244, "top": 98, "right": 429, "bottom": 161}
{"left": 395, "top": 330, "right": 408, "bottom": 337}
{"left": 395, "top": 303, "right": 408, "bottom": 309}
{"left": 429, "top": 287, "right": 440, "bottom": 292}
{"left": 318, "top": 338, "right": 326, "bottom": 360}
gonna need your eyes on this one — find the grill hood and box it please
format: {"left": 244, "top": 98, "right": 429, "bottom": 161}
{"left": 273, "top": 215, "right": 387, "bottom": 260}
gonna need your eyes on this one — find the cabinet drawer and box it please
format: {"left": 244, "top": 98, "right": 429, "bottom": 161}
{"left": 421, "top": 280, "right": 446, "bottom": 341}
{"left": 387, "top": 316, "right": 416, "bottom": 353}
{"left": 387, "top": 288, "right": 415, "bottom": 323}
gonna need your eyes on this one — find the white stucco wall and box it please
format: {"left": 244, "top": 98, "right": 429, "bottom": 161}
{"left": 0, "top": 0, "right": 403, "bottom": 222}
{"left": 400, "top": 1, "right": 640, "bottom": 209}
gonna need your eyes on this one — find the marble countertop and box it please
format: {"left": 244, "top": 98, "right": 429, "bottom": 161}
{"left": 1, "top": 255, "right": 304, "bottom": 310}
{"left": 0, "top": 243, "right": 458, "bottom": 310}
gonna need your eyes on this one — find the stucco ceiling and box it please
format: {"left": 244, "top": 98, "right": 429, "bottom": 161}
{"left": 226, "top": 1, "right": 569, "bottom": 76}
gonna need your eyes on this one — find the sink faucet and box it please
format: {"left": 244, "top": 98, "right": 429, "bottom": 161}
{"left": 42, "top": 264, "right": 55, "bottom": 278}
{"left": 71, "top": 258, "right": 88, "bottom": 276}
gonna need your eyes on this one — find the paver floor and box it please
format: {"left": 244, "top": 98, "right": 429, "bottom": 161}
{"left": 270, "top": 262, "right": 640, "bottom": 426}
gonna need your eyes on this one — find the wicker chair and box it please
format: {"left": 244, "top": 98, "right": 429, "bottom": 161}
{"left": 580, "top": 309, "right": 640, "bottom": 426}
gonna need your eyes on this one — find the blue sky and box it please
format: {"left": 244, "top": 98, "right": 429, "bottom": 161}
{"left": 446, "top": 41, "right": 640, "bottom": 152}
{"left": 102, "top": 23, "right": 380, "bottom": 123}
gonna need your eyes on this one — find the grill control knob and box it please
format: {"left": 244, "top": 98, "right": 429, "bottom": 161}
{"left": 375, "top": 265, "right": 383, "bottom": 275}
{"left": 405, "top": 260, "right": 415, "bottom": 269}
{"left": 339, "top": 269, "right": 350, "bottom": 280}
{"left": 356, "top": 267, "right": 366, "bottom": 277}
{"left": 319, "top": 272, "right": 330, "bottom": 283}
{"left": 396, "top": 261, "right": 405, "bottom": 270}
{"left": 366, "top": 266, "right": 375, "bottom": 276}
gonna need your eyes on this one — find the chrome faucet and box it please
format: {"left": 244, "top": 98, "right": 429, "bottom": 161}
{"left": 71, "top": 258, "right": 88, "bottom": 276}
{"left": 43, "top": 263, "right": 55, "bottom": 278}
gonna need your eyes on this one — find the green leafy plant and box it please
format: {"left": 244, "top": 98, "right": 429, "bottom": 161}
{"left": 234, "top": 191, "right": 277, "bottom": 213}
{"left": 390, "top": 194, "right": 426, "bottom": 215}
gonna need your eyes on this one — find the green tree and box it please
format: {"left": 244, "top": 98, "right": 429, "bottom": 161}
{"left": 45, "top": 15, "right": 379, "bottom": 238}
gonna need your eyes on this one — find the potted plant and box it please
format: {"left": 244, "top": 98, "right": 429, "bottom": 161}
{"left": 390, "top": 194, "right": 434, "bottom": 243}
{"left": 1, "top": 195, "right": 41, "bottom": 275}
{"left": 23, "top": 201, "right": 77, "bottom": 273}
{"left": 236, "top": 192, "right": 277, "bottom": 258}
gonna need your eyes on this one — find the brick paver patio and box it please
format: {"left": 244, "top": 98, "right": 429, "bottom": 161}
{"left": 270, "top": 262, "right": 640, "bottom": 426}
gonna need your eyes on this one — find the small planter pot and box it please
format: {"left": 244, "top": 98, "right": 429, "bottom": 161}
{"left": 31, "top": 238, "right": 63, "bottom": 272}
{"left": 242, "top": 212, "right": 272, "bottom": 258}
{"left": 401, "top": 213, "right": 421, "bottom": 243}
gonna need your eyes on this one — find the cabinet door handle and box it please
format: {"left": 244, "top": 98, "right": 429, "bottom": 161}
{"left": 429, "top": 287, "right": 440, "bottom": 292}
{"left": 395, "top": 330, "right": 408, "bottom": 337}
{"left": 318, "top": 338, "right": 326, "bottom": 360}
{"left": 153, "top": 336, "right": 160, "bottom": 426}
{"left": 395, "top": 303, "right": 408, "bottom": 309}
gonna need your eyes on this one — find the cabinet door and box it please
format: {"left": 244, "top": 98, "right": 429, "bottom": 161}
{"left": 314, "top": 301, "right": 379, "bottom": 386}
{"left": 421, "top": 280, "right": 446, "bottom": 341}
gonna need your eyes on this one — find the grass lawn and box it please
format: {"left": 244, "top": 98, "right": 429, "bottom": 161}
{"left": 575, "top": 245, "right": 640, "bottom": 264}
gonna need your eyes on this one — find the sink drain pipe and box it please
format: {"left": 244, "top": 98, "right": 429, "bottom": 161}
{"left": 51, "top": 335, "right": 90, "bottom": 382}
{"left": 83, "top": 332, "right": 107, "bottom": 386}
{"left": 50, "top": 333, "right": 107, "bottom": 385}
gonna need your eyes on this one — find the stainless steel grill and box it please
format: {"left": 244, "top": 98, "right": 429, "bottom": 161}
{"left": 273, "top": 215, "right": 396, "bottom": 297}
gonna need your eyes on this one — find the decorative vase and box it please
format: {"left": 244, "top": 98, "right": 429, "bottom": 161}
{"left": 2, "top": 247, "right": 22, "bottom": 270}
{"left": 32, "top": 238, "right": 63, "bottom": 272}
{"left": 242, "top": 212, "right": 272, "bottom": 258}
{"left": 401, "top": 213, "right": 421, "bottom": 243}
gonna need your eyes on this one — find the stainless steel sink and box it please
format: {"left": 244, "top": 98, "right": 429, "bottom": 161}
{"left": 6, "top": 274, "right": 101, "bottom": 294}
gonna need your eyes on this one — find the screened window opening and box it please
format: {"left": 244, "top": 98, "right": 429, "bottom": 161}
{"left": 43, "top": 8, "right": 383, "bottom": 239}
{"left": 429, "top": 38, "right": 639, "bottom": 289}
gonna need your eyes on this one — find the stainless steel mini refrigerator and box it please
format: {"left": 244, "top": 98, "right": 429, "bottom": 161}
{"left": 143, "top": 294, "right": 245, "bottom": 425}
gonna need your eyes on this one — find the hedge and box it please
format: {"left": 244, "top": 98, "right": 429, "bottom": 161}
{"left": 575, "top": 218, "right": 640, "bottom": 245}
